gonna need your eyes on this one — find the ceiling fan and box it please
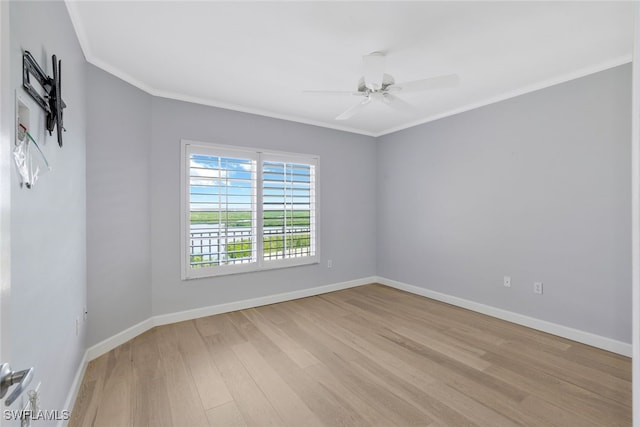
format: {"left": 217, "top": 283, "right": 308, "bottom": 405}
{"left": 306, "top": 52, "right": 459, "bottom": 121}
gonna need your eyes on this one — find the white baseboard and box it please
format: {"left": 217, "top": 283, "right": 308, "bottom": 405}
{"left": 86, "top": 276, "right": 374, "bottom": 362}
{"left": 58, "top": 352, "right": 89, "bottom": 427}
{"left": 62, "top": 276, "right": 372, "bottom": 425}
{"left": 63, "top": 274, "right": 630, "bottom": 425}
{"left": 376, "top": 276, "right": 632, "bottom": 357}
{"left": 153, "top": 276, "right": 375, "bottom": 327}
{"left": 83, "top": 274, "right": 632, "bottom": 359}
{"left": 85, "top": 317, "right": 155, "bottom": 361}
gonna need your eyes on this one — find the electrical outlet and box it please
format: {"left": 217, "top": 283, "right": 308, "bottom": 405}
{"left": 327, "top": 259, "right": 333, "bottom": 268}
{"left": 533, "top": 282, "right": 543, "bottom": 295}
{"left": 503, "top": 276, "right": 511, "bottom": 288}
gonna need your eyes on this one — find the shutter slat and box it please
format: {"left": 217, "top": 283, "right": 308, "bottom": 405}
{"left": 189, "top": 153, "right": 257, "bottom": 268}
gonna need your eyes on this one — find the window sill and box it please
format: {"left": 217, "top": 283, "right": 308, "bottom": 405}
{"left": 182, "top": 256, "right": 319, "bottom": 280}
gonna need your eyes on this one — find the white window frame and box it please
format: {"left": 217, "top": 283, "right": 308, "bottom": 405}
{"left": 181, "top": 139, "right": 320, "bottom": 280}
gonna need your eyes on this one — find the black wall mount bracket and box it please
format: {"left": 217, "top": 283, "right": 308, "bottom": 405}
{"left": 22, "top": 50, "right": 66, "bottom": 147}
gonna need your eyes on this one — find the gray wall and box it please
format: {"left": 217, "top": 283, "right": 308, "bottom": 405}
{"left": 84, "top": 79, "right": 377, "bottom": 345}
{"left": 84, "top": 54, "right": 631, "bottom": 348}
{"left": 5, "top": 2, "right": 631, "bottom": 415}
{"left": 10, "top": 0, "right": 87, "bottom": 417}
{"left": 377, "top": 64, "right": 632, "bottom": 343}
{"left": 86, "top": 65, "right": 152, "bottom": 346}
{"left": 150, "top": 98, "right": 377, "bottom": 316}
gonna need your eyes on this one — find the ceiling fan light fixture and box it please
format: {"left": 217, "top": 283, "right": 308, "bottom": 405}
{"left": 362, "top": 52, "right": 386, "bottom": 91}
{"left": 305, "top": 52, "right": 459, "bottom": 121}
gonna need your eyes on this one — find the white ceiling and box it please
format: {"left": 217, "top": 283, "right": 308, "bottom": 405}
{"left": 66, "top": 1, "right": 633, "bottom": 137}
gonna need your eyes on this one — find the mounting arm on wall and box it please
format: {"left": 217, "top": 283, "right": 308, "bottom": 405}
{"left": 22, "top": 51, "right": 66, "bottom": 147}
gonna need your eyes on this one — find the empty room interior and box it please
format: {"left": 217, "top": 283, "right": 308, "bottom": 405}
{"left": 1, "top": 1, "right": 639, "bottom": 426}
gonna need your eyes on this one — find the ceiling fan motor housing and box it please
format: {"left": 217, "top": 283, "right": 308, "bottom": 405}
{"left": 357, "top": 73, "right": 396, "bottom": 94}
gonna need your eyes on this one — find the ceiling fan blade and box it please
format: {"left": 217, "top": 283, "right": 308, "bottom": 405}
{"left": 303, "top": 90, "right": 361, "bottom": 96}
{"left": 381, "top": 93, "right": 416, "bottom": 114}
{"left": 391, "top": 74, "right": 459, "bottom": 93}
{"left": 363, "top": 52, "right": 385, "bottom": 91}
{"left": 336, "top": 97, "right": 371, "bottom": 121}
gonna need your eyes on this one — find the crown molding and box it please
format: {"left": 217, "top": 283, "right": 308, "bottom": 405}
{"left": 65, "top": 1, "right": 632, "bottom": 139}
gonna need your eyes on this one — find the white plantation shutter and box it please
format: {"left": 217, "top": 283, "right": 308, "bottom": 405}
{"left": 184, "top": 144, "right": 258, "bottom": 278}
{"left": 262, "top": 156, "right": 317, "bottom": 262}
{"left": 182, "top": 141, "right": 318, "bottom": 279}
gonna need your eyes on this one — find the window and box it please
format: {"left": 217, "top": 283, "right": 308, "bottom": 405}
{"left": 181, "top": 141, "right": 318, "bottom": 279}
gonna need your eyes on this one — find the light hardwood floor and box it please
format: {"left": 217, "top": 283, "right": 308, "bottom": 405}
{"left": 69, "top": 284, "right": 631, "bottom": 426}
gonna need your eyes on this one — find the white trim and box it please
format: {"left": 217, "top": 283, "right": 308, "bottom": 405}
{"left": 81, "top": 275, "right": 632, "bottom": 362}
{"left": 182, "top": 139, "right": 320, "bottom": 161}
{"left": 180, "top": 140, "right": 188, "bottom": 279}
{"left": 181, "top": 140, "right": 320, "bottom": 280}
{"left": 631, "top": 2, "right": 640, "bottom": 426}
{"left": 63, "top": 277, "right": 372, "bottom": 424}
{"left": 154, "top": 276, "right": 372, "bottom": 327}
{"left": 75, "top": 54, "right": 632, "bottom": 139}
{"left": 65, "top": 1, "right": 630, "bottom": 139}
{"left": 64, "top": 1, "right": 92, "bottom": 67}
{"left": 63, "top": 274, "right": 631, "bottom": 421}
{"left": 376, "top": 276, "right": 632, "bottom": 357}
{"left": 63, "top": 2, "right": 376, "bottom": 137}
{"left": 85, "top": 318, "right": 155, "bottom": 362}
{"left": 85, "top": 276, "right": 374, "bottom": 361}
{"left": 114, "top": 73, "right": 377, "bottom": 137}
{"left": 0, "top": 1, "right": 11, "bottom": 408}
{"left": 58, "top": 352, "right": 89, "bottom": 427}
{"left": 379, "top": 55, "right": 632, "bottom": 136}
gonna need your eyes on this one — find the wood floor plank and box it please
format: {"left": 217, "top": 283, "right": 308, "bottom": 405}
{"left": 206, "top": 401, "right": 247, "bottom": 427}
{"left": 560, "top": 344, "right": 631, "bottom": 381}
{"left": 92, "top": 377, "right": 132, "bottom": 427}
{"left": 131, "top": 329, "right": 174, "bottom": 427}
{"left": 243, "top": 308, "right": 321, "bottom": 368}
{"left": 485, "top": 361, "right": 632, "bottom": 426}
{"left": 67, "top": 378, "right": 97, "bottom": 427}
{"left": 273, "top": 308, "right": 439, "bottom": 424}
{"left": 325, "top": 293, "right": 493, "bottom": 365}
{"left": 518, "top": 394, "right": 602, "bottom": 427}
{"left": 304, "top": 362, "right": 402, "bottom": 427}
{"left": 392, "top": 325, "right": 492, "bottom": 371}
{"left": 155, "top": 324, "right": 210, "bottom": 427}
{"left": 329, "top": 312, "right": 548, "bottom": 425}
{"left": 217, "top": 313, "right": 249, "bottom": 346}
{"left": 347, "top": 357, "right": 466, "bottom": 426}
{"left": 378, "top": 326, "right": 531, "bottom": 403}
{"left": 194, "top": 314, "right": 225, "bottom": 337}
{"left": 232, "top": 341, "right": 324, "bottom": 427}
{"left": 442, "top": 325, "right": 508, "bottom": 350}
{"left": 172, "top": 321, "right": 234, "bottom": 410}
{"left": 69, "top": 284, "right": 631, "bottom": 427}
{"left": 92, "top": 348, "right": 134, "bottom": 427}
{"left": 232, "top": 310, "right": 375, "bottom": 427}
{"left": 255, "top": 303, "right": 289, "bottom": 325}
{"left": 303, "top": 311, "right": 441, "bottom": 393}
{"left": 204, "top": 334, "right": 285, "bottom": 426}
{"left": 135, "top": 377, "right": 174, "bottom": 427}
{"left": 317, "top": 312, "right": 521, "bottom": 426}
{"left": 362, "top": 285, "right": 573, "bottom": 352}
{"left": 493, "top": 339, "right": 631, "bottom": 404}
{"left": 68, "top": 356, "right": 108, "bottom": 427}
{"left": 293, "top": 295, "right": 351, "bottom": 318}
